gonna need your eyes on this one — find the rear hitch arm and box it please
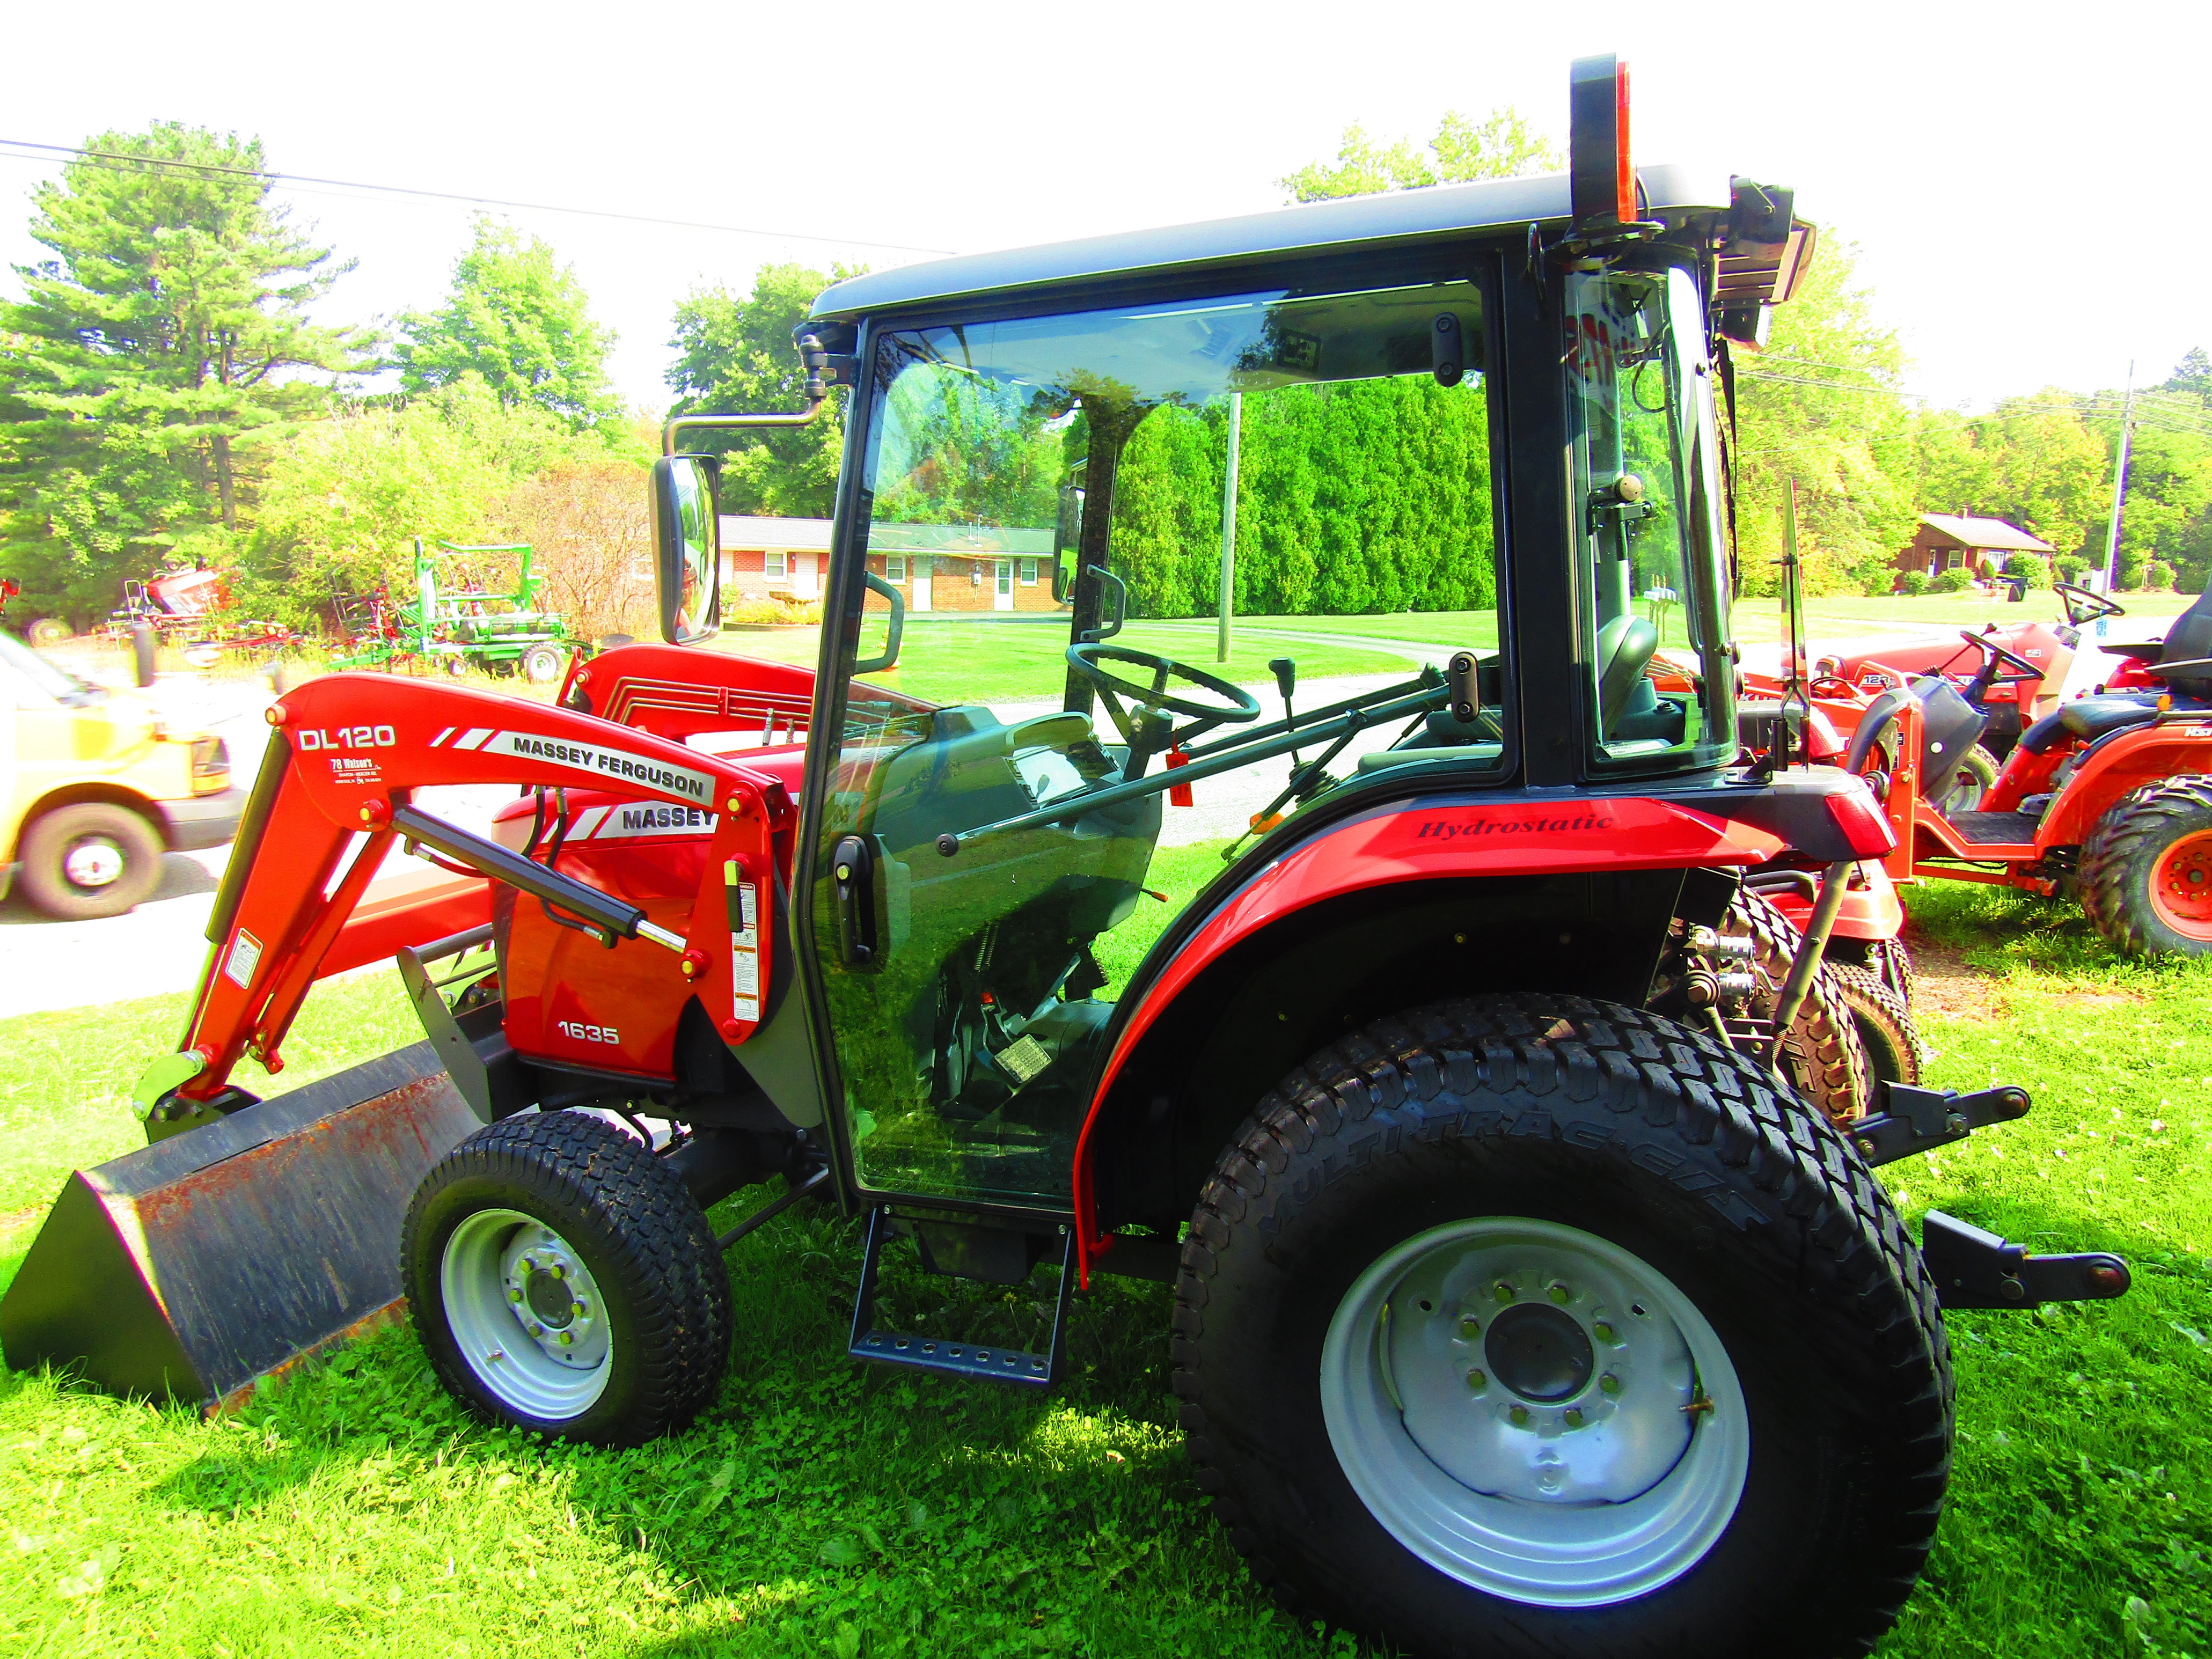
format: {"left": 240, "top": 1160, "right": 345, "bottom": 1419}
{"left": 1846, "top": 1081, "right": 2031, "bottom": 1165}
{"left": 1921, "top": 1209, "right": 2130, "bottom": 1309}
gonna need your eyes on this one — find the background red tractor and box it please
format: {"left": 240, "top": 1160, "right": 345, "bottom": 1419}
{"left": 1744, "top": 573, "right": 2212, "bottom": 955}
{"left": 1, "top": 56, "right": 2133, "bottom": 1659}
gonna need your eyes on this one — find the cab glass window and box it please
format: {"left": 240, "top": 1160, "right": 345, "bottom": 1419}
{"left": 1565, "top": 266, "right": 1732, "bottom": 772}
{"left": 817, "top": 272, "right": 1505, "bottom": 1207}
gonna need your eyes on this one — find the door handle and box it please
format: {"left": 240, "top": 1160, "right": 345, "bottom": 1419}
{"left": 831, "top": 835, "right": 877, "bottom": 965}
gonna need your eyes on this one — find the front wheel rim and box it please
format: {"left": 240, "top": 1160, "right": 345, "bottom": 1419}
{"left": 2150, "top": 828, "right": 2212, "bottom": 939}
{"left": 441, "top": 1208, "right": 613, "bottom": 1419}
{"left": 1321, "top": 1217, "right": 1750, "bottom": 1608}
{"left": 61, "top": 836, "right": 126, "bottom": 890}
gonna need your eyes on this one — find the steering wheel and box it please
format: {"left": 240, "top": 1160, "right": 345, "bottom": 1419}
{"left": 1066, "top": 642, "right": 1261, "bottom": 776}
{"left": 2055, "top": 581, "right": 2125, "bottom": 625}
{"left": 1958, "top": 629, "right": 2041, "bottom": 680}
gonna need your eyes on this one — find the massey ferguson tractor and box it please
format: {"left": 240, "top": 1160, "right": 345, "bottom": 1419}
{"left": 1, "top": 56, "right": 2133, "bottom": 1659}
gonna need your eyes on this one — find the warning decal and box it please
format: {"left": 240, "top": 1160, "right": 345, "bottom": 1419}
{"left": 224, "top": 928, "right": 265, "bottom": 990}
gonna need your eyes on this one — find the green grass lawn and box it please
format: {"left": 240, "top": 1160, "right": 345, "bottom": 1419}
{"left": 1, "top": 882, "right": 2207, "bottom": 1657}
{"left": 711, "top": 618, "right": 1411, "bottom": 707}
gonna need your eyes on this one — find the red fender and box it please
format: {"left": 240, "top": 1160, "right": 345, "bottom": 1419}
{"left": 2034, "top": 717, "right": 2212, "bottom": 849}
{"left": 176, "top": 675, "right": 790, "bottom": 1103}
{"left": 1068, "top": 796, "right": 1786, "bottom": 1280}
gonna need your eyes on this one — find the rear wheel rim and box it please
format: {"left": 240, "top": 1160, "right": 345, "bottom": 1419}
{"left": 2150, "top": 829, "right": 2212, "bottom": 939}
{"left": 441, "top": 1208, "right": 613, "bottom": 1419}
{"left": 1320, "top": 1217, "right": 1749, "bottom": 1607}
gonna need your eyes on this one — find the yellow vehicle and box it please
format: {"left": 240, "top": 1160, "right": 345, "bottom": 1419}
{"left": 0, "top": 629, "right": 244, "bottom": 918}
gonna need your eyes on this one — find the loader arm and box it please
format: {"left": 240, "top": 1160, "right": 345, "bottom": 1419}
{"left": 153, "top": 674, "right": 792, "bottom": 1112}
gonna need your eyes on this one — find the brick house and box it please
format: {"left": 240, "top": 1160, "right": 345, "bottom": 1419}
{"left": 719, "top": 516, "right": 836, "bottom": 602}
{"left": 718, "top": 517, "right": 1066, "bottom": 614}
{"left": 1892, "top": 513, "right": 2055, "bottom": 586}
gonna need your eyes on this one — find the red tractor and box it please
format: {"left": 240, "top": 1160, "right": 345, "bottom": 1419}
{"left": 1744, "top": 575, "right": 2212, "bottom": 955}
{"left": 10, "top": 57, "right": 2133, "bottom": 1659}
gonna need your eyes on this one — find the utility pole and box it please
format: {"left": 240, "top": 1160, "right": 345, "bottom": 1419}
{"left": 2099, "top": 361, "right": 2137, "bottom": 607}
{"left": 1216, "top": 391, "right": 1242, "bottom": 663}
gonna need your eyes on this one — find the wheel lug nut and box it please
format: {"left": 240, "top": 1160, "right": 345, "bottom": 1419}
{"left": 508, "top": 1288, "right": 523, "bottom": 1304}
{"left": 1564, "top": 1408, "right": 1585, "bottom": 1428}
{"left": 528, "top": 1322, "right": 545, "bottom": 1337}
{"left": 1548, "top": 1282, "right": 1571, "bottom": 1306}
{"left": 1492, "top": 1281, "right": 1515, "bottom": 1304}
{"left": 1600, "top": 1373, "right": 1621, "bottom": 1396}
{"left": 550, "top": 1264, "right": 566, "bottom": 1281}
{"left": 556, "top": 1331, "right": 573, "bottom": 1346}
{"left": 1508, "top": 1405, "right": 1530, "bottom": 1427}
{"left": 1457, "top": 1316, "right": 1481, "bottom": 1340}
{"left": 1465, "top": 1369, "right": 1486, "bottom": 1392}
{"left": 1593, "top": 1321, "right": 1616, "bottom": 1344}
{"left": 572, "top": 1301, "right": 587, "bottom": 1317}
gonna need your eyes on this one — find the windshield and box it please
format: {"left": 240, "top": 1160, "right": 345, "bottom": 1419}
{"left": 817, "top": 269, "right": 1506, "bottom": 1207}
{"left": 1565, "top": 265, "right": 1732, "bottom": 772}
{"left": 0, "top": 630, "right": 103, "bottom": 708}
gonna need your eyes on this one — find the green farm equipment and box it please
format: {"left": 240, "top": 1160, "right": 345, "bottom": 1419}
{"left": 334, "top": 539, "right": 574, "bottom": 683}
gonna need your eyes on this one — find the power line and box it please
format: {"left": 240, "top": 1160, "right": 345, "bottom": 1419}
{"left": 0, "top": 136, "right": 959, "bottom": 258}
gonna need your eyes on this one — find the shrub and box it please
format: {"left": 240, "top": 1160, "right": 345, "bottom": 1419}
{"left": 1929, "top": 567, "right": 1973, "bottom": 594}
{"left": 2002, "top": 553, "right": 2050, "bottom": 589}
{"left": 722, "top": 596, "right": 822, "bottom": 626}
{"left": 1895, "top": 570, "right": 1930, "bottom": 596}
{"left": 2054, "top": 554, "right": 2091, "bottom": 583}
{"left": 2144, "top": 561, "right": 2174, "bottom": 591}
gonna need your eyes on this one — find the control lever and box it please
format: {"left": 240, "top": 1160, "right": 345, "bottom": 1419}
{"left": 1270, "top": 658, "right": 1299, "bottom": 768}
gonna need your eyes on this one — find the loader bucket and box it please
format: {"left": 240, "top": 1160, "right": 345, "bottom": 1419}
{"left": 0, "top": 1042, "right": 479, "bottom": 1409}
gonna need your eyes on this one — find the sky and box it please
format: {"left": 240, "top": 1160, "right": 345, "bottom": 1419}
{"left": 2, "top": 0, "right": 2200, "bottom": 417}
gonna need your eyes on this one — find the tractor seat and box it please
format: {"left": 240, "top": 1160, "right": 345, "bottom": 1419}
{"left": 2057, "top": 696, "right": 2164, "bottom": 743}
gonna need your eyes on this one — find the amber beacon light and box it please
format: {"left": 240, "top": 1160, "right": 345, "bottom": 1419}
{"left": 1569, "top": 53, "right": 1637, "bottom": 229}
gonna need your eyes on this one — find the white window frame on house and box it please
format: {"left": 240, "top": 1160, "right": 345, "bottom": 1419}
{"left": 1018, "top": 557, "right": 1037, "bottom": 586}
{"left": 764, "top": 550, "right": 787, "bottom": 579}
{"left": 887, "top": 555, "right": 907, "bottom": 583}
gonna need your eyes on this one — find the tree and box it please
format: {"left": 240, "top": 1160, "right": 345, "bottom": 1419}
{"left": 498, "top": 455, "right": 655, "bottom": 643}
{"left": 0, "top": 123, "right": 369, "bottom": 622}
{"left": 247, "top": 376, "right": 594, "bottom": 623}
{"left": 1281, "top": 108, "right": 1559, "bottom": 202}
{"left": 664, "top": 263, "right": 858, "bottom": 518}
{"left": 395, "top": 220, "right": 619, "bottom": 430}
{"left": 1724, "top": 239, "right": 1918, "bottom": 594}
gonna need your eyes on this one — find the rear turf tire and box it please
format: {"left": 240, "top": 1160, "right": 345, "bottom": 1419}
{"left": 402, "top": 1111, "right": 730, "bottom": 1445}
{"left": 2080, "top": 776, "right": 2212, "bottom": 957}
{"left": 1173, "top": 993, "right": 1951, "bottom": 1659}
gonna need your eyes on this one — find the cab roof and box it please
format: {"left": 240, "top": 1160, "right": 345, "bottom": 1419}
{"left": 811, "top": 164, "right": 1731, "bottom": 321}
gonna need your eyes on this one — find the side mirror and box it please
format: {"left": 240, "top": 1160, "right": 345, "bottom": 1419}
{"left": 653, "top": 455, "right": 721, "bottom": 644}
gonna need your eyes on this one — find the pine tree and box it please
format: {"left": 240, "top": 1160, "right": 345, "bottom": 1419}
{"left": 0, "top": 123, "right": 369, "bottom": 622}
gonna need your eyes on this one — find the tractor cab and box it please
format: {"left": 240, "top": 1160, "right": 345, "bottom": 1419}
{"left": 640, "top": 139, "right": 1813, "bottom": 1219}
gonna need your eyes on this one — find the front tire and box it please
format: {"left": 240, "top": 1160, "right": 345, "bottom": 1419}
{"left": 1173, "top": 994, "right": 1951, "bottom": 1659}
{"left": 2080, "top": 776, "right": 2212, "bottom": 957}
{"left": 1826, "top": 961, "right": 1927, "bottom": 1088}
{"left": 1926, "top": 742, "right": 1999, "bottom": 817}
{"left": 402, "top": 1111, "right": 730, "bottom": 1445}
{"left": 17, "top": 802, "right": 164, "bottom": 919}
